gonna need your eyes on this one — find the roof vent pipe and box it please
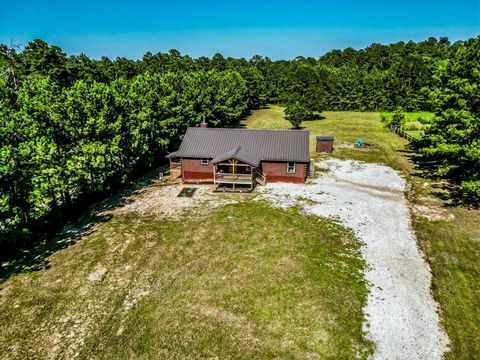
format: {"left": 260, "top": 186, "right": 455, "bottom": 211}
{"left": 200, "top": 116, "right": 207, "bottom": 128}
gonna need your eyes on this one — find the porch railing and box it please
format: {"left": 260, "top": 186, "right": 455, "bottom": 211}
{"left": 170, "top": 161, "right": 182, "bottom": 171}
{"left": 214, "top": 173, "right": 254, "bottom": 184}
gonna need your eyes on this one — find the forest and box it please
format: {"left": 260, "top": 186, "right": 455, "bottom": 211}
{"left": 0, "top": 36, "right": 479, "bottom": 250}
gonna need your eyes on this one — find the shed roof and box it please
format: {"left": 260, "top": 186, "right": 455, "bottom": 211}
{"left": 175, "top": 127, "right": 310, "bottom": 163}
{"left": 316, "top": 135, "right": 334, "bottom": 141}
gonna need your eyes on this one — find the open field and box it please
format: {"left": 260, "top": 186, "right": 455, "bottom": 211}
{"left": 0, "top": 182, "right": 373, "bottom": 359}
{"left": 380, "top": 111, "right": 434, "bottom": 123}
{"left": 246, "top": 105, "right": 411, "bottom": 170}
{"left": 259, "top": 158, "right": 448, "bottom": 359}
{"left": 0, "top": 106, "right": 477, "bottom": 359}
{"left": 246, "top": 106, "right": 480, "bottom": 359}
{"left": 380, "top": 111, "right": 434, "bottom": 139}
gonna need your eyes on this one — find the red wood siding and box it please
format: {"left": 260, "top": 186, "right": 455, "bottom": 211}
{"left": 182, "top": 158, "right": 214, "bottom": 182}
{"left": 261, "top": 162, "right": 306, "bottom": 183}
{"left": 316, "top": 140, "right": 333, "bottom": 153}
{"left": 182, "top": 158, "right": 307, "bottom": 184}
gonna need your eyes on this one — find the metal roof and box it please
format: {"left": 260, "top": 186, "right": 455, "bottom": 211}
{"left": 165, "top": 150, "right": 179, "bottom": 158}
{"left": 175, "top": 127, "right": 310, "bottom": 163}
{"left": 316, "top": 136, "right": 334, "bottom": 141}
{"left": 211, "top": 146, "right": 261, "bottom": 167}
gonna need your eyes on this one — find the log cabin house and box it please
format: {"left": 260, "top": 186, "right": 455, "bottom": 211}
{"left": 166, "top": 124, "right": 310, "bottom": 192}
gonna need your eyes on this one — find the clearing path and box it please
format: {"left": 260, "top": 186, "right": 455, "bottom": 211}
{"left": 258, "top": 158, "right": 449, "bottom": 359}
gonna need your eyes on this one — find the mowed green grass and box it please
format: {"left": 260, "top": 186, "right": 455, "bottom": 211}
{"left": 246, "top": 105, "right": 410, "bottom": 171}
{"left": 414, "top": 208, "right": 480, "bottom": 358}
{"left": 380, "top": 111, "right": 434, "bottom": 123}
{"left": 0, "top": 201, "right": 373, "bottom": 359}
{"left": 380, "top": 111, "right": 434, "bottom": 139}
{"left": 246, "top": 105, "right": 480, "bottom": 359}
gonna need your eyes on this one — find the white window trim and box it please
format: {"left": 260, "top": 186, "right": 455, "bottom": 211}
{"left": 201, "top": 159, "right": 209, "bottom": 165}
{"left": 287, "top": 162, "right": 296, "bottom": 174}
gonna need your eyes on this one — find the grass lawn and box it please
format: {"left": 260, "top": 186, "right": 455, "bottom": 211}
{"left": 1, "top": 106, "right": 477, "bottom": 359}
{"left": 380, "top": 111, "right": 434, "bottom": 123}
{"left": 380, "top": 111, "right": 434, "bottom": 140}
{"left": 246, "top": 105, "right": 480, "bottom": 359}
{"left": 246, "top": 105, "right": 411, "bottom": 171}
{"left": 0, "top": 199, "right": 373, "bottom": 359}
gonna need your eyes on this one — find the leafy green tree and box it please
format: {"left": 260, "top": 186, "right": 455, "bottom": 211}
{"left": 420, "top": 37, "right": 480, "bottom": 197}
{"left": 21, "top": 39, "right": 68, "bottom": 85}
{"left": 0, "top": 77, "right": 44, "bottom": 230}
{"left": 0, "top": 35, "right": 475, "bottom": 250}
{"left": 212, "top": 71, "right": 248, "bottom": 126}
{"left": 0, "top": 44, "right": 25, "bottom": 89}
{"left": 284, "top": 101, "right": 311, "bottom": 128}
{"left": 65, "top": 53, "right": 99, "bottom": 84}
{"left": 391, "top": 109, "right": 405, "bottom": 126}
{"left": 237, "top": 66, "right": 267, "bottom": 109}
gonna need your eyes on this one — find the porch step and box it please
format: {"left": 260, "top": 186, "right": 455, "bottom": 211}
{"left": 255, "top": 169, "right": 266, "bottom": 186}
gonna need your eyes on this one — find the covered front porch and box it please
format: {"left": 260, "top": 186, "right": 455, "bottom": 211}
{"left": 165, "top": 151, "right": 182, "bottom": 175}
{"left": 212, "top": 147, "right": 265, "bottom": 192}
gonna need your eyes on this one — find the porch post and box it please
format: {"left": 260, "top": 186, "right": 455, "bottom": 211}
{"left": 213, "top": 164, "right": 217, "bottom": 190}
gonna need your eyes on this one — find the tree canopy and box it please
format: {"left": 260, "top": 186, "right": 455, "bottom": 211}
{"left": 0, "top": 36, "right": 477, "bottom": 250}
{"left": 284, "top": 101, "right": 312, "bottom": 128}
{"left": 419, "top": 37, "right": 480, "bottom": 199}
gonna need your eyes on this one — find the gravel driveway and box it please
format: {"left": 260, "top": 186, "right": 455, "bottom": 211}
{"left": 258, "top": 158, "right": 449, "bottom": 359}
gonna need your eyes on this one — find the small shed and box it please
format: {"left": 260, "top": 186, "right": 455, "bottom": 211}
{"left": 316, "top": 136, "right": 334, "bottom": 153}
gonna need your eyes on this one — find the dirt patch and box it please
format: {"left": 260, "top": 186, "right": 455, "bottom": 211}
{"left": 258, "top": 158, "right": 449, "bottom": 360}
{"left": 110, "top": 182, "right": 239, "bottom": 219}
{"left": 334, "top": 141, "right": 355, "bottom": 149}
{"left": 0, "top": 181, "right": 244, "bottom": 360}
{"left": 87, "top": 265, "right": 107, "bottom": 282}
{"left": 412, "top": 204, "right": 456, "bottom": 222}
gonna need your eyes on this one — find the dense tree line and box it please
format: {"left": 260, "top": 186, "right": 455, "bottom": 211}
{"left": 0, "top": 36, "right": 477, "bottom": 250}
{"left": 418, "top": 37, "right": 480, "bottom": 199}
{"left": 0, "top": 41, "right": 257, "bottom": 249}
{"left": 256, "top": 37, "right": 455, "bottom": 112}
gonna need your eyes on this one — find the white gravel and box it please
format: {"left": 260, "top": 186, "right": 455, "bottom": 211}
{"left": 258, "top": 158, "right": 449, "bottom": 359}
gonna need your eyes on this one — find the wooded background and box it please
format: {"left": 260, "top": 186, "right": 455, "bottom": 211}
{"left": 1, "top": 36, "right": 478, "bottom": 249}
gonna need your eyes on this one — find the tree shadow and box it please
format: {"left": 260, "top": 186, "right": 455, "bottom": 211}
{"left": 235, "top": 121, "right": 248, "bottom": 129}
{"left": 0, "top": 169, "right": 160, "bottom": 284}
{"left": 400, "top": 145, "right": 479, "bottom": 208}
{"left": 431, "top": 182, "right": 479, "bottom": 208}
{"left": 284, "top": 114, "right": 326, "bottom": 130}
{"left": 306, "top": 114, "right": 326, "bottom": 121}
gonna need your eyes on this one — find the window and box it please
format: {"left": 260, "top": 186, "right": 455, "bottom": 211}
{"left": 287, "top": 162, "right": 295, "bottom": 173}
{"left": 201, "top": 159, "right": 209, "bottom": 165}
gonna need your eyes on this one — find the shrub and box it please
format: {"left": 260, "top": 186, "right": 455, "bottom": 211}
{"left": 391, "top": 111, "right": 405, "bottom": 126}
{"left": 284, "top": 101, "right": 312, "bottom": 128}
{"left": 404, "top": 123, "right": 420, "bottom": 131}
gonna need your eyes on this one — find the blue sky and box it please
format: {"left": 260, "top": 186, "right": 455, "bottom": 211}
{"left": 1, "top": 0, "right": 479, "bottom": 59}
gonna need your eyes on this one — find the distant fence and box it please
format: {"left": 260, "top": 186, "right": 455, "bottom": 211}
{"left": 389, "top": 124, "right": 417, "bottom": 143}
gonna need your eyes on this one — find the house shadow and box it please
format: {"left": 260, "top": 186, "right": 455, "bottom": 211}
{"left": 0, "top": 169, "right": 160, "bottom": 284}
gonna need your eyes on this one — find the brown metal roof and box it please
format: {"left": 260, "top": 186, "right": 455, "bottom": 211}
{"left": 211, "top": 146, "right": 261, "bottom": 167}
{"left": 175, "top": 127, "right": 310, "bottom": 163}
{"left": 165, "top": 150, "right": 179, "bottom": 158}
{"left": 316, "top": 135, "right": 334, "bottom": 141}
